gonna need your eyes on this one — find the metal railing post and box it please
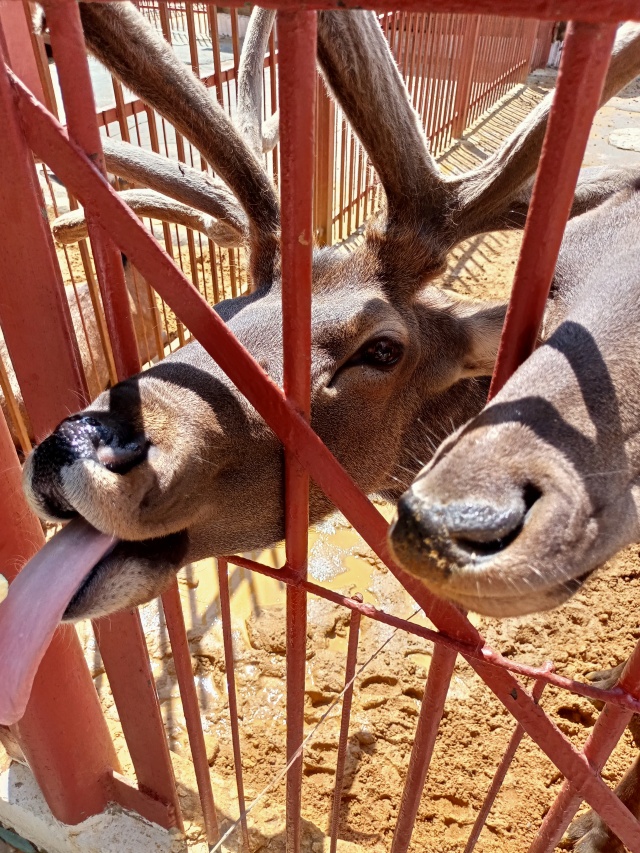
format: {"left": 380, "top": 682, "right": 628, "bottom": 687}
{"left": 314, "top": 77, "right": 335, "bottom": 246}
{"left": 452, "top": 15, "right": 480, "bottom": 138}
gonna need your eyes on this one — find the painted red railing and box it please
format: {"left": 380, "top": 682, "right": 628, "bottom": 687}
{"left": 1, "top": 2, "right": 640, "bottom": 853}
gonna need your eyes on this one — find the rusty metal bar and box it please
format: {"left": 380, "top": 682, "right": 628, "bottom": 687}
{"left": 391, "top": 645, "right": 458, "bottom": 853}
{"left": 489, "top": 20, "right": 618, "bottom": 399}
{"left": 162, "top": 582, "right": 220, "bottom": 845}
{"left": 328, "top": 596, "right": 362, "bottom": 853}
{"left": 277, "top": 10, "right": 317, "bottom": 853}
{"left": 217, "top": 558, "right": 250, "bottom": 853}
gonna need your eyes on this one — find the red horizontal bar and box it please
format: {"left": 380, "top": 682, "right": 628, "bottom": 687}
{"left": 105, "top": 771, "right": 179, "bottom": 829}
{"left": 21, "top": 0, "right": 640, "bottom": 24}
{"left": 226, "top": 554, "right": 640, "bottom": 717}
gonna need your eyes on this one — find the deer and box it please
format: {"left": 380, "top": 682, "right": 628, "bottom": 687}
{"left": 388, "top": 165, "right": 640, "bottom": 849}
{"left": 20, "top": 3, "right": 640, "bottom": 625}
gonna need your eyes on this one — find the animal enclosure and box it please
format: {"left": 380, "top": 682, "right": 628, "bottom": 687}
{"left": 2, "top": 2, "right": 640, "bottom": 853}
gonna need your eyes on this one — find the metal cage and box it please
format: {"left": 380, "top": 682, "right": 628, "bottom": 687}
{"left": 1, "top": 1, "right": 640, "bottom": 851}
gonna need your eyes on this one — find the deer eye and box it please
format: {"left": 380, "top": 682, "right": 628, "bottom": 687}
{"left": 357, "top": 338, "right": 404, "bottom": 369}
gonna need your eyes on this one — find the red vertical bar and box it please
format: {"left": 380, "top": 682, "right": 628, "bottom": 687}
{"left": 217, "top": 559, "right": 250, "bottom": 852}
{"left": 277, "top": 10, "right": 317, "bottom": 853}
{"left": 0, "top": 0, "right": 47, "bottom": 105}
{"left": 464, "top": 674, "right": 550, "bottom": 853}
{"left": 162, "top": 583, "right": 219, "bottom": 845}
{"left": 0, "top": 404, "right": 116, "bottom": 824}
{"left": 489, "top": 21, "right": 618, "bottom": 399}
{"left": 329, "top": 599, "right": 362, "bottom": 853}
{"left": 390, "top": 645, "right": 458, "bottom": 853}
{"left": 42, "top": 0, "right": 140, "bottom": 380}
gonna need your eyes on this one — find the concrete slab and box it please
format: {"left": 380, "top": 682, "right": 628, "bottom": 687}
{"left": 0, "top": 764, "right": 185, "bottom": 853}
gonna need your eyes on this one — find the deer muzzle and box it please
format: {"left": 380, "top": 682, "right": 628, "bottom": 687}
{"left": 24, "top": 413, "right": 149, "bottom": 523}
{"left": 389, "top": 421, "right": 598, "bottom": 617}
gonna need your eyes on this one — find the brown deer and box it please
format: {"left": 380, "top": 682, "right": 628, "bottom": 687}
{"left": 389, "top": 170, "right": 640, "bottom": 851}
{"left": 22, "top": 3, "right": 640, "bottom": 623}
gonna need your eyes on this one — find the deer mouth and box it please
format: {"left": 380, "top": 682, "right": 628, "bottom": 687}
{"left": 61, "top": 531, "right": 189, "bottom": 622}
{"left": 389, "top": 479, "right": 598, "bottom": 617}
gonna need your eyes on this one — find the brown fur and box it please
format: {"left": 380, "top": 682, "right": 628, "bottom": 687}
{"left": 23, "top": 6, "right": 640, "bottom": 624}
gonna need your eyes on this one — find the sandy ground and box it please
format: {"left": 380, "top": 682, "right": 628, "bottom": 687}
{"left": 5, "top": 72, "right": 640, "bottom": 853}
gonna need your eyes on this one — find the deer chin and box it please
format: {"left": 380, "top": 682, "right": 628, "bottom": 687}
{"left": 62, "top": 531, "right": 190, "bottom": 622}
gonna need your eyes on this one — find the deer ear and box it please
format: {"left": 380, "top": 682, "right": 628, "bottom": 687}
{"left": 452, "top": 298, "right": 508, "bottom": 378}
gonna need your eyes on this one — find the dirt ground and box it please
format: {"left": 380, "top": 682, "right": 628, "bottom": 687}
{"left": 7, "top": 73, "right": 640, "bottom": 852}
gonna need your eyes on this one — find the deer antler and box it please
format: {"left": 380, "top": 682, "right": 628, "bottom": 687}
{"left": 52, "top": 189, "right": 243, "bottom": 248}
{"left": 450, "top": 22, "right": 640, "bottom": 239}
{"left": 317, "top": 11, "right": 451, "bottom": 234}
{"left": 237, "top": 8, "right": 276, "bottom": 159}
{"left": 79, "top": 1, "right": 279, "bottom": 286}
{"left": 102, "top": 138, "right": 247, "bottom": 237}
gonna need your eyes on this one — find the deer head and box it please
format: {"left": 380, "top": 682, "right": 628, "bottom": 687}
{"left": 23, "top": 5, "right": 640, "bottom": 620}
{"left": 390, "top": 180, "right": 640, "bottom": 618}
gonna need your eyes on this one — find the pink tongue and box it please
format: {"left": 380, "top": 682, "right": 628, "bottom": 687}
{"left": 0, "top": 518, "right": 116, "bottom": 725}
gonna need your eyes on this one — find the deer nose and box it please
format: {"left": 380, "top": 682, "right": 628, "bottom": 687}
{"left": 58, "top": 414, "right": 149, "bottom": 473}
{"left": 391, "top": 484, "right": 541, "bottom": 567}
{"left": 28, "top": 414, "right": 148, "bottom": 519}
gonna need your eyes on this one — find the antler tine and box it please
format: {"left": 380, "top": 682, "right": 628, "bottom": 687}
{"left": 262, "top": 110, "right": 279, "bottom": 153}
{"left": 52, "top": 189, "right": 244, "bottom": 248}
{"left": 450, "top": 22, "right": 640, "bottom": 241}
{"left": 79, "top": 2, "right": 279, "bottom": 285}
{"left": 237, "top": 7, "right": 276, "bottom": 159}
{"left": 317, "top": 11, "right": 450, "bottom": 232}
{"left": 103, "top": 139, "right": 248, "bottom": 237}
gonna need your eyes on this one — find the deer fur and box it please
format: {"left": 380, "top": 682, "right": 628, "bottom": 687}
{"left": 22, "top": 4, "right": 640, "bottom": 623}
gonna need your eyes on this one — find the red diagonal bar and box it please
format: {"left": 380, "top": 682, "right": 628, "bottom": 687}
{"left": 227, "top": 554, "right": 640, "bottom": 716}
{"left": 10, "top": 45, "right": 640, "bottom": 847}
{"left": 467, "top": 674, "right": 551, "bottom": 852}
{"left": 489, "top": 20, "right": 618, "bottom": 397}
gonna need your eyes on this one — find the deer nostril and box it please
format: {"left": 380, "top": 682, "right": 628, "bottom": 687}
{"left": 449, "top": 483, "right": 542, "bottom": 558}
{"left": 63, "top": 414, "right": 148, "bottom": 475}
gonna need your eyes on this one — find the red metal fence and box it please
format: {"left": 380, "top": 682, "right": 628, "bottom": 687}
{"left": 5, "top": 3, "right": 640, "bottom": 853}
